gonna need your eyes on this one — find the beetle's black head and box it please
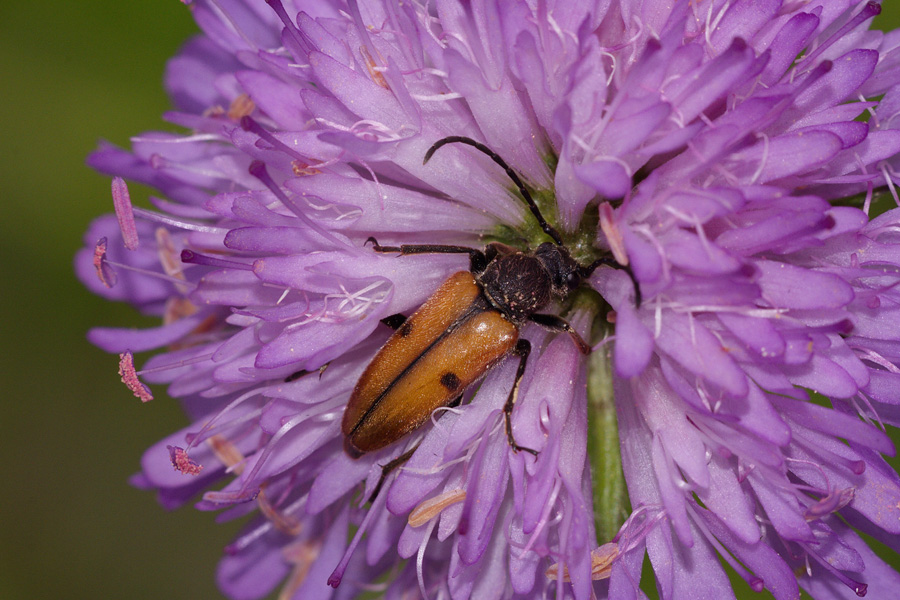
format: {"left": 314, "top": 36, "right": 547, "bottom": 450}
{"left": 534, "top": 242, "right": 583, "bottom": 298}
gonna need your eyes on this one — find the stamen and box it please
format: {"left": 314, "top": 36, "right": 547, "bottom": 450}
{"left": 257, "top": 486, "right": 303, "bottom": 535}
{"left": 416, "top": 519, "right": 437, "bottom": 599}
{"left": 118, "top": 351, "right": 153, "bottom": 402}
{"left": 880, "top": 163, "right": 900, "bottom": 210}
{"left": 360, "top": 45, "right": 389, "bottom": 89}
{"left": 327, "top": 481, "right": 389, "bottom": 588}
{"left": 800, "top": 540, "right": 869, "bottom": 597}
{"left": 224, "top": 520, "right": 267, "bottom": 556}
{"left": 690, "top": 505, "right": 764, "bottom": 592}
{"left": 291, "top": 161, "right": 322, "bottom": 176}
{"left": 180, "top": 387, "right": 263, "bottom": 454}
{"left": 163, "top": 248, "right": 201, "bottom": 310}
{"left": 349, "top": 119, "right": 406, "bottom": 141}
{"left": 207, "top": 434, "right": 247, "bottom": 475}
{"left": 131, "top": 133, "right": 224, "bottom": 145}
{"left": 111, "top": 177, "right": 139, "bottom": 250}
{"left": 701, "top": 0, "right": 729, "bottom": 51}
{"left": 135, "top": 352, "right": 215, "bottom": 379}
{"left": 613, "top": 505, "right": 667, "bottom": 554}
{"left": 279, "top": 541, "right": 320, "bottom": 600}
{"left": 520, "top": 478, "right": 561, "bottom": 556}
{"left": 546, "top": 543, "right": 619, "bottom": 581}
{"left": 202, "top": 403, "right": 340, "bottom": 504}
{"left": 223, "top": 496, "right": 310, "bottom": 554}
{"left": 95, "top": 249, "right": 199, "bottom": 291}
{"left": 599, "top": 202, "right": 628, "bottom": 265}
{"left": 411, "top": 92, "right": 463, "bottom": 102}
{"left": 408, "top": 489, "right": 467, "bottom": 527}
{"left": 167, "top": 445, "right": 203, "bottom": 475}
{"left": 395, "top": 452, "right": 467, "bottom": 476}
{"left": 227, "top": 93, "right": 255, "bottom": 120}
{"left": 749, "top": 133, "right": 769, "bottom": 185}
{"left": 93, "top": 238, "right": 117, "bottom": 288}
{"left": 805, "top": 487, "right": 856, "bottom": 521}
{"left": 131, "top": 207, "right": 226, "bottom": 234}
{"left": 790, "top": 440, "right": 866, "bottom": 479}
{"left": 248, "top": 160, "right": 348, "bottom": 248}
{"left": 153, "top": 230, "right": 182, "bottom": 291}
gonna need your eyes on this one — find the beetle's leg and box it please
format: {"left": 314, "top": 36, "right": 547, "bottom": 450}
{"left": 365, "top": 237, "right": 488, "bottom": 273}
{"left": 579, "top": 258, "right": 642, "bottom": 307}
{"left": 504, "top": 339, "right": 539, "bottom": 457}
{"left": 380, "top": 313, "right": 407, "bottom": 330}
{"left": 368, "top": 443, "right": 421, "bottom": 503}
{"left": 528, "top": 313, "right": 592, "bottom": 355}
{"left": 283, "top": 362, "right": 329, "bottom": 383}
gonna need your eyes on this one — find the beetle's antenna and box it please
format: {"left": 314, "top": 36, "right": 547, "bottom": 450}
{"left": 424, "top": 136, "right": 565, "bottom": 246}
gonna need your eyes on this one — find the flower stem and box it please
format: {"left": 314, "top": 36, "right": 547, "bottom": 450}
{"left": 586, "top": 347, "right": 629, "bottom": 543}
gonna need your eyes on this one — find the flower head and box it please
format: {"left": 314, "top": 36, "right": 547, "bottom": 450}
{"left": 78, "top": 1, "right": 900, "bottom": 598}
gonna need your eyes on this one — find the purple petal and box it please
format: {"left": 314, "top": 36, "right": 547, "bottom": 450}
{"left": 702, "top": 454, "right": 760, "bottom": 546}
{"left": 656, "top": 312, "right": 749, "bottom": 397}
{"left": 755, "top": 259, "right": 854, "bottom": 309}
{"left": 574, "top": 159, "right": 632, "bottom": 198}
{"left": 88, "top": 313, "right": 211, "bottom": 353}
{"left": 614, "top": 302, "right": 655, "bottom": 378}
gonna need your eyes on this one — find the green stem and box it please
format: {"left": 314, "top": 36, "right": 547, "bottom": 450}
{"left": 586, "top": 347, "right": 629, "bottom": 543}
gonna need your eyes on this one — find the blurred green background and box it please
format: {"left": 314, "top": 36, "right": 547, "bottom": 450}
{"left": 1, "top": 3, "right": 899, "bottom": 600}
{"left": 0, "top": 3, "right": 226, "bottom": 599}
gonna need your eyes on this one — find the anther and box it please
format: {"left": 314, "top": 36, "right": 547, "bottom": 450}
{"left": 408, "top": 489, "right": 467, "bottom": 528}
{"left": 227, "top": 94, "right": 255, "bottom": 120}
{"left": 546, "top": 543, "right": 619, "bottom": 581}
{"left": 93, "top": 238, "right": 118, "bottom": 288}
{"left": 111, "top": 177, "right": 139, "bottom": 251}
{"left": 118, "top": 351, "right": 153, "bottom": 402}
{"left": 167, "top": 445, "right": 203, "bottom": 475}
{"left": 360, "top": 45, "right": 389, "bottom": 89}
{"left": 599, "top": 202, "right": 627, "bottom": 266}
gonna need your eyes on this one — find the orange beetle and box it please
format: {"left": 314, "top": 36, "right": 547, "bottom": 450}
{"left": 341, "top": 136, "right": 638, "bottom": 460}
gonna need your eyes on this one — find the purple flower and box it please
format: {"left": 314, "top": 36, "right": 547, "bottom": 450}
{"left": 77, "top": 1, "right": 900, "bottom": 598}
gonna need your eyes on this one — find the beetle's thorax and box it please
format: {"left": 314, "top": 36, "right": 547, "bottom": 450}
{"left": 477, "top": 242, "right": 583, "bottom": 322}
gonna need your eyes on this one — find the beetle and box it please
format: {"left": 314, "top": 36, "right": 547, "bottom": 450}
{"left": 341, "top": 136, "right": 638, "bottom": 460}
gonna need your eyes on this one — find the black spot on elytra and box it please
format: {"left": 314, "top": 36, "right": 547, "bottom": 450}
{"left": 398, "top": 321, "right": 413, "bottom": 337}
{"left": 440, "top": 372, "right": 461, "bottom": 391}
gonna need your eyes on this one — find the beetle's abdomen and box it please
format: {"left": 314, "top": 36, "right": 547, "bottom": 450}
{"left": 343, "top": 271, "right": 518, "bottom": 457}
